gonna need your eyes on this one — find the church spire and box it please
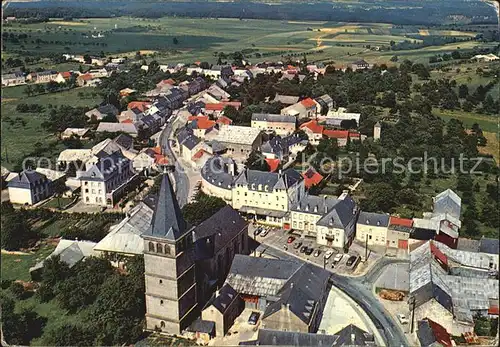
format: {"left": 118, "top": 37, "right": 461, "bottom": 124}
{"left": 143, "top": 174, "right": 187, "bottom": 240}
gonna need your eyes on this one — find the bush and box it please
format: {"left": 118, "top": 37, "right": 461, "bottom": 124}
{"left": 10, "top": 281, "right": 26, "bottom": 299}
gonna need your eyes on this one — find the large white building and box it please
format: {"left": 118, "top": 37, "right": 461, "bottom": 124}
{"left": 79, "top": 151, "right": 136, "bottom": 207}
{"left": 290, "top": 193, "right": 358, "bottom": 249}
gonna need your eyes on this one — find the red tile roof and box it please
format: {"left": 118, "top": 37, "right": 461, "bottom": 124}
{"left": 122, "top": 119, "right": 133, "bottom": 124}
{"left": 61, "top": 71, "right": 72, "bottom": 79}
{"left": 302, "top": 167, "right": 324, "bottom": 189}
{"left": 488, "top": 303, "right": 499, "bottom": 315}
{"left": 300, "top": 98, "right": 317, "bottom": 109}
{"left": 389, "top": 216, "right": 414, "bottom": 228}
{"left": 205, "top": 102, "right": 242, "bottom": 111}
{"left": 127, "top": 101, "right": 151, "bottom": 112}
{"left": 323, "top": 129, "right": 349, "bottom": 139}
{"left": 192, "top": 149, "right": 205, "bottom": 160}
{"left": 79, "top": 73, "right": 93, "bottom": 81}
{"left": 300, "top": 120, "right": 324, "bottom": 134}
{"left": 162, "top": 78, "right": 175, "bottom": 85}
{"left": 217, "top": 116, "right": 233, "bottom": 125}
{"left": 265, "top": 158, "right": 281, "bottom": 172}
{"left": 349, "top": 131, "right": 361, "bottom": 138}
{"left": 427, "top": 319, "right": 452, "bottom": 347}
{"left": 155, "top": 154, "right": 169, "bottom": 165}
{"left": 193, "top": 117, "right": 216, "bottom": 130}
{"left": 152, "top": 147, "right": 162, "bottom": 155}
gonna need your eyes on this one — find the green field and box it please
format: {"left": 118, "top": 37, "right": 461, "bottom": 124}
{"left": 3, "top": 17, "right": 496, "bottom": 67}
{"left": 1, "top": 87, "right": 101, "bottom": 170}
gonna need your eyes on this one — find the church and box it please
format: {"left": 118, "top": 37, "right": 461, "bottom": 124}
{"left": 141, "top": 175, "right": 249, "bottom": 334}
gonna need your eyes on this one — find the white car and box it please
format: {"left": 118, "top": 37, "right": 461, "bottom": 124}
{"left": 324, "top": 250, "right": 334, "bottom": 259}
{"left": 397, "top": 313, "right": 409, "bottom": 325}
{"left": 260, "top": 229, "right": 269, "bottom": 237}
{"left": 333, "top": 253, "right": 343, "bottom": 264}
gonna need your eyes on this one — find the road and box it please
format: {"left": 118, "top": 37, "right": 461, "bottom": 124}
{"left": 159, "top": 109, "right": 190, "bottom": 207}
{"left": 254, "top": 241, "right": 410, "bottom": 347}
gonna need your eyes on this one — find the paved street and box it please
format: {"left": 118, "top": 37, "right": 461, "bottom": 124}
{"left": 159, "top": 109, "right": 190, "bottom": 207}
{"left": 248, "top": 227, "right": 410, "bottom": 347}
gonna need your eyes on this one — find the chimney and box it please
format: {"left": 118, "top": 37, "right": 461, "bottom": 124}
{"left": 216, "top": 289, "right": 220, "bottom": 297}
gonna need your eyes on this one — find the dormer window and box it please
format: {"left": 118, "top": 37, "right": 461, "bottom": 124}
{"left": 314, "top": 206, "right": 318, "bottom": 213}
{"left": 329, "top": 218, "right": 334, "bottom": 226}
{"left": 376, "top": 221, "right": 381, "bottom": 226}
{"left": 366, "top": 220, "right": 370, "bottom": 224}
{"left": 305, "top": 204, "right": 309, "bottom": 212}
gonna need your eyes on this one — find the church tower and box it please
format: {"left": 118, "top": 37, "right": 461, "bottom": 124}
{"left": 141, "top": 175, "right": 197, "bottom": 334}
{"left": 373, "top": 121, "right": 381, "bottom": 140}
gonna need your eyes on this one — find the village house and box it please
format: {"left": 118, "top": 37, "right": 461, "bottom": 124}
{"left": 54, "top": 71, "right": 72, "bottom": 84}
{"left": 351, "top": 59, "right": 371, "bottom": 71}
{"left": 226, "top": 255, "right": 331, "bottom": 333}
{"left": 232, "top": 168, "right": 305, "bottom": 227}
{"left": 355, "top": 212, "right": 390, "bottom": 247}
{"left": 85, "top": 104, "right": 119, "bottom": 121}
{"left": 386, "top": 216, "right": 413, "bottom": 249}
{"left": 76, "top": 73, "right": 101, "bottom": 87}
{"left": 260, "top": 134, "right": 308, "bottom": 163}
{"left": 273, "top": 94, "right": 300, "bottom": 105}
{"left": 201, "top": 284, "right": 244, "bottom": 337}
{"left": 323, "top": 107, "right": 361, "bottom": 127}
{"left": 204, "top": 102, "right": 242, "bottom": 118}
{"left": 281, "top": 98, "right": 316, "bottom": 119}
{"left": 2, "top": 71, "right": 26, "bottom": 87}
{"left": 141, "top": 175, "right": 248, "bottom": 334}
{"left": 251, "top": 113, "right": 296, "bottom": 136}
{"left": 291, "top": 192, "right": 358, "bottom": 249}
{"left": 26, "top": 70, "right": 60, "bottom": 84}
{"left": 300, "top": 120, "right": 356, "bottom": 147}
{"left": 96, "top": 122, "right": 139, "bottom": 137}
{"left": 79, "top": 151, "right": 137, "bottom": 207}
{"left": 204, "top": 125, "right": 262, "bottom": 160}
{"left": 61, "top": 128, "right": 91, "bottom": 140}
{"left": 301, "top": 167, "right": 324, "bottom": 190}
{"left": 7, "top": 170, "right": 53, "bottom": 205}
{"left": 314, "top": 94, "right": 334, "bottom": 116}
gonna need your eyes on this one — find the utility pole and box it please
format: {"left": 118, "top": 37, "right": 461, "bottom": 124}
{"left": 323, "top": 255, "right": 327, "bottom": 269}
{"left": 365, "top": 233, "right": 369, "bottom": 261}
{"left": 410, "top": 296, "right": 416, "bottom": 334}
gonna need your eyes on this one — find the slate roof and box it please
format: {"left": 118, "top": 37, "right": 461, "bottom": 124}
{"left": 479, "top": 237, "right": 499, "bottom": 255}
{"left": 7, "top": 170, "right": 48, "bottom": 189}
{"left": 252, "top": 113, "right": 296, "bottom": 124}
{"left": 332, "top": 324, "right": 375, "bottom": 346}
{"left": 182, "top": 135, "right": 201, "bottom": 150}
{"left": 292, "top": 195, "right": 339, "bottom": 216}
{"left": 114, "top": 133, "right": 134, "bottom": 150}
{"left": 186, "top": 319, "right": 215, "bottom": 335}
{"left": 142, "top": 174, "right": 188, "bottom": 241}
{"left": 357, "top": 211, "right": 390, "bottom": 227}
{"left": 234, "top": 168, "right": 303, "bottom": 192}
{"left": 176, "top": 127, "right": 194, "bottom": 145}
{"left": 201, "top": 156, "right": 236, "bottom": 190}
{"left": 263, "top": 262, "right": 331, "bottom": 325}
{"left": 193, "top": 205, "right": 247, "bottom": 259}
{"left": 433, "top": 189, "right": 461, "bottom": 219}
{"left": 316, "top": 196, "right": 357, "bottom": 229}
{"left": 240, "top": 329, "right": 338, "bottom": 346}
{"left": 97, "top": 103, "right": 119, "bottom": 116}
{"left": 226, "top": 255, "right": 302, "bottom": 297}
{"left": 261, "top": 134, "right": 305, "bottom": 157}
{"left": 79, "top": 151, "right": 130, "bottom": 182}
{"left": 211, "top": 283, "right": 241, "bottom": 314}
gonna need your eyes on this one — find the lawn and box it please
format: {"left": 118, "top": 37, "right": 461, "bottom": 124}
{"left": 40, "top": 197, "right": 75, "bottom": 209}
{"left": 1, "top": 87, "right": 101, "bottom": 170}
{"left": 433, "top": 108, "right": 498, "bottom": 133}
{"left": 1, "top": 244, "right": 56, "bottom": 282}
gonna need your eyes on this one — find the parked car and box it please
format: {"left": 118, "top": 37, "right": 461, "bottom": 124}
{"left": 313, "top": 249, "right": 321, "bottom": 257}
{"left": 346, "top": 255, "right": 358, "bottom": 266}
{"left": 287, "top": 236, "right": 296, "bottom": 244}
{"left": 397, "top": 313, "right": 409, "bottom": 325}
{"left": 294, "top": 242, "right": 302, "bottom": 250}
{"left": 254, "top": 227, "right": 262, "bottom": 236}
{"left": 324, "top": 250, "right": 334, "bottom": 259}
{"left": 260, "top": 229, "right": 269, "bottom": 237}
{"left": 300, "top": 245, "right": 308, "bottom": 253}
{"left": 248, "top": 311, "right": 260, "bottom": 325}
{"left": 333, "top": 253, "right": 343, "bottom": 264}
{"left": 305, "top": 247, "right": 314, "bottom": 256}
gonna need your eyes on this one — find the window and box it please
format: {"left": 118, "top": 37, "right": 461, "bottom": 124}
{"left": 149, "top": 242, "right": 154, "bottom": 252}
{"left": 159, "top": 279, "right": 163, "bottom": 284}
{"left": 160, "top": 300, "right": 164, "bottom": 305}
{"left": 369, "top": 235, "right": 372, "bottom": 240}
{"left": 164, "top": 244, "right": 170, "bottom": 254}
{"left": 156, "top": 243, "right": 163, "bottom": 253}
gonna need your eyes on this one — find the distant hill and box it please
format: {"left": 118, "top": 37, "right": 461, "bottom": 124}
{"left": 3, "top": 0, "right": 498, "bottom": 26}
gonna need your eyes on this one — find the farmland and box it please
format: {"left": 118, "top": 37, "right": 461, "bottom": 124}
{"left": 2, "top": 17, "right": 497, "bottom": 68}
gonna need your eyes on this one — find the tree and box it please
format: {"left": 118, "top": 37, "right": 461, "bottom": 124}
{"left": 24, "top": 84, "right": 34, "bottom": 97}
{"left": 223, "top": 105, "right": 239, "bottom": 121}
{"left": 52, "top": 178, "right": 68, "bottom": 209}
{"left": 173, "top": 37, "right": 179, "bottom": 45}
{"left": 182, "top": 192, "right": 226, "bottom": 225}
{"left": 83, "top": 54, "right": 92, "bottom": 64}
{"left": 1, "top": 207, "right": 37, "bottom": 250}
{"left": 390, "top": 55, "right": 398, "bottom": 62}
{"left": 317, "top": 137, "right": 339, "bottom": 160}
{"left": 359, "top": 183, "right": 397, "bottom": 213}
{"left": 43, "top": 324, "right": 96, "bottom": 346}
{"left": 340, "top": 119, "right": 358, "bottom": 130}
{"left": 451, "top": 50, "right": 461, "bottom": 60}
{"left": 38, "top": 255, "right": 71, "bottom": 301}
{"left": 458, "top": 84, "right": 469, "bottom": 99}
{"left": 244, "top": 150, "right": 270, "bottom": 171}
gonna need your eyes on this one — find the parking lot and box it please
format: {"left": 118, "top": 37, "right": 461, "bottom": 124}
{"left": 248, "top": 224, "right": 366, "bottom": 275}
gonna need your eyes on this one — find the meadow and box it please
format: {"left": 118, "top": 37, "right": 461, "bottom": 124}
{"left": 3, "top": 17, "right": 497, "bottom": 67}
